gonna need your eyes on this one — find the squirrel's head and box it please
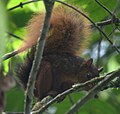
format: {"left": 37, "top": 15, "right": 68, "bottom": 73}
{"left": 78, "top": 58, "right": 103, "bottom": 90}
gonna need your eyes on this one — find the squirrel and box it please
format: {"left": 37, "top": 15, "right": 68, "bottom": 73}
{"left": 17, "top": 6, "right": 102, "bottom": 101}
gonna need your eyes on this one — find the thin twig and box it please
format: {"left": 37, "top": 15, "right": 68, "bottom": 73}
{"left": 7, "top": 32, "right": 26, "bottom": 42}
{"left": 68, "top": 95, "right": 74, "bottom": 105}
{"left": 117, "top": 27, "right": 120, "bottom": 32}
{"left": 102, "top": 78, "right": 120, "bottom": 90}
{"left": 96, "top": 27, "right": 102, "bottom": 67}
{"left": 95, "top": 18, "right": 120, "bottom": 27}
{"left": 1, "top": 50, "right": 19, "bottom": 61}
{"left": 95, "top": 0, "right": 114, "bottom": 16}
{"left": 8, "top": 0, "right": 41, "bottom": 11}
{"left": 68, "top": 95, "right": 79, "bottom": 114}
{"left": 24, "top": 0, "right": 55, "bottom": 114}
{"left": 66, "top": 69, "right": 120, "bottom": 114}
{"left": 108, "top": 26, "right": 117, "bottom": 37}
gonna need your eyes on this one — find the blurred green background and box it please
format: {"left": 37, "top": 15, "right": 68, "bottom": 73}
{"left": 0, "top": 0, "right": 120, "bottom": 113}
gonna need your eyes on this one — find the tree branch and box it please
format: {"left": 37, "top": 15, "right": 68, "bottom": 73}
{"left": 95, "top": 0, "right": 114, "bottom": 16}
{"left": 24, "top": 0, "right": 55, "bottom": 114}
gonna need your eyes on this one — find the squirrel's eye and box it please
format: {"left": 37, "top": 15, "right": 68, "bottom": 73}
{"left": 86, "top": 73, "right": 92, "bottom": 79}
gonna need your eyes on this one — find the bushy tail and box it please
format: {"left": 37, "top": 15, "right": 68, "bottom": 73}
{"left": 17, "top": 47, "right": 35, "bottom": 89}
{"left": 19, "top": 6, "right": 90, "bottom": 56}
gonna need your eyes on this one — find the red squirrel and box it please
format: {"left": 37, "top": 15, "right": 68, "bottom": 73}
{"left": 17, "top": 6, "right": 102, "bottom": 101}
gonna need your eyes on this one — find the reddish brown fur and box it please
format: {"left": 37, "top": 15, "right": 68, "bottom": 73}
{"left": 33, "top": 60, "right": 52, "bottom": 99}
{"left": 20, "top": 6, "right": 90, "bottom": 56}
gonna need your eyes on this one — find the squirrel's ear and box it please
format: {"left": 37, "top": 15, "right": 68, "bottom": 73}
{"left": 85, "top": 58, "right": 93, "bottom": 67}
